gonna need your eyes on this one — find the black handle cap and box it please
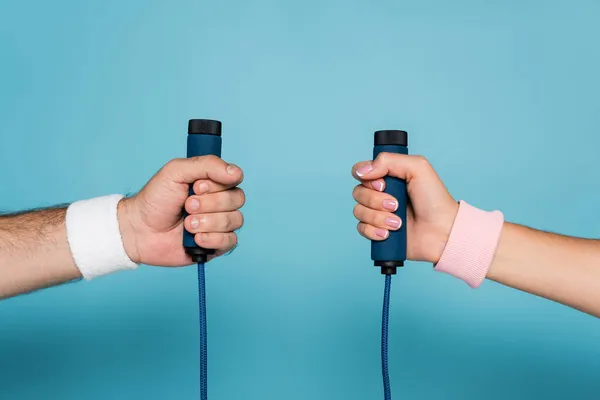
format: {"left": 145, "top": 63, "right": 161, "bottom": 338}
{"left": 374, "top": 130, "right": 408, "bottom": 146}
{"left": 188, "top": 119, "right": 222, "bottom": 136}
{"left": 375, "top": 260, "right": 404, "bottom": 275}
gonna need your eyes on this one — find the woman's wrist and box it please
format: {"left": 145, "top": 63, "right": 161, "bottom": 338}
{"left": 433, "top": 201, "right": 505, "bottom": 288}
{"left": 429, "top": 201, "right": 460, "bottom": 264}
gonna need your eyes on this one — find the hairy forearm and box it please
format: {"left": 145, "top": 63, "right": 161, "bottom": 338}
{"left": 0, "top": 207, "right": 81, "bottom": 299}
{"left": 487, "top": 222, "right": 600, "bottom": 317}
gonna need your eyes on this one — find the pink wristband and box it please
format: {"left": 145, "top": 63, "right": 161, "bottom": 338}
{"left": 434, "top": 201, "right": 504, "bottom": 288}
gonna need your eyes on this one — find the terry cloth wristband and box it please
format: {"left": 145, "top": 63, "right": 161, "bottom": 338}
{"left": 434, "top": 200, "right": 504, "bottom": 288}
{"left": 66, "top": 194, "right": 138, "bottom": 280}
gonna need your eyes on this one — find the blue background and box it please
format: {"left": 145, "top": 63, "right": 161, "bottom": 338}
{"left": 1, "top": 0, "right": 599, "bottom": 399}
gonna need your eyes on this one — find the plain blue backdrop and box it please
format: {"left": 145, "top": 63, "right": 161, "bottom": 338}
{"left": 1, "top": 0, "right": 599, "bottom": 399}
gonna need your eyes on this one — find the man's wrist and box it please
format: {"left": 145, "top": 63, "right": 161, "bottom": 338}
{"left": 117, "top": 197, "right": 142, "bottom": 265}
{"left": 66, "top": 195, "right": 139, "bottom": 280}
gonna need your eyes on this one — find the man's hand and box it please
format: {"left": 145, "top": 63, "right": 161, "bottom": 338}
{"left": 118, "top": 155, "right": 245, "bottom": 267}
{"left": 351, "top": 153, "right": 458, "bottom": 264}
{"left": 0, "top": 155, "right": 245, "bottom": 299}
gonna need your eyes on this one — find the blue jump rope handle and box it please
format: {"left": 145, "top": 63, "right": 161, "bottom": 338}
{"left": 371, "top": 143, "right": 408, "bottom": 274}
{"left": 371, "top": 130, "right": 408, "bottom": 400}
{"left": 183, "top": 132, "right": 222, "bottom": 259}
{"left": 184, "top": 119, "right": 223, "bottom": 400}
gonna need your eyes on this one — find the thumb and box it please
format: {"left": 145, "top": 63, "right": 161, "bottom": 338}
{"left": 162, "top": 155, "right": 243, "bottom": 186}
{"left": 353, "top": 153, "right": 430, "bottom": 183}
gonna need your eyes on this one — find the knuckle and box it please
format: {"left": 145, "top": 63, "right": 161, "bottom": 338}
{"left": 202, "top": 198, "right": 214, "bottom": 212}
{"left": 192, "top": 154, "right": 218, "bottom": 163}
{"left": 222, "top": 233, "right": 233, "bottom": 247}
{"left": 352, "top": 185, "right": 361, "bottom": 200}
{"left": 237, "top": 189, "right": 246, "bottom": 207}
{"left": 230, "top": 233, "right": 238, "bottom": 247}
{"left": 236, "top": 211, "right": 244, "bottom": 228}
{"left": 190, "top": 154, "right": 221, "bottom": 171}
{"left": 223, "top": 213, "right": 232, "bottom": 230}
{"left": 414, "top": 155, "right": 430, "bottom": 168}
{"left": 378, "top": 212, "right": 389, "bottom": 225}
{"left": 163, "top": 158, "right": 183, "bottom": 174}
{"left": 376, "top": 152, "right": 390, "bottom": 164}
{"left": 366, "top": 189, "right": 380, "bottom": 205}
{"left": 357, "top": 222, "right": 366, "bottom": 235}
{"left": 367, "top": 195, "right": 378, "bottom": 209}
{"left": 198, "top": 215, "right": 209, "bottom": 230}
{"left": 353, "top": 204, "right": 361, "bottom": 219}
{"left": 195, "top": 232, "right": 206, "bottom": 245}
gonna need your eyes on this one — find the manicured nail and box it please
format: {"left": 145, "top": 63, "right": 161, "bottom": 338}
{"left": 375, "top": 229, "right": 389, "bottom": 238}
{"left": 190, "top": 217, "right": 199, "bottom": 229}
{"left": 226, "top": 164, "right": 238, "bottom": 175}
{"left": 189, "top": 199, "right": 200, "bottom": 211}
{"left": 197, "top": 182, "right": 210, "bottom": 194}
{"left": 371, "top": 181, "right": 384, "bottom": 192}
{"left": 386, "top": 217, "right": 401, "bottom": 229}
{"left": 356, "top": 163, "right": 373, "bottom": 177}
{"left": 383, "top": 199, "right": 398, "bottom": 211}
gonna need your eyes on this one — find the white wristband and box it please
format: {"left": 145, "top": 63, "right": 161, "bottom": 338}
{"left": 66, "top": 194, "right": 138, "bottom": 280}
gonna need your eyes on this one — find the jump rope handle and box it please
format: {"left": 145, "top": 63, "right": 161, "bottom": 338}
{"left": 183, "top": 119, "right": 223, "bottom": 262}
{"left": 371, "top": 130, "right": 408, "bottom": 275}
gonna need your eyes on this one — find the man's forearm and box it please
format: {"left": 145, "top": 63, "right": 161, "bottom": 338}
{"left": 487, "top": 222, "right": 600, "bottom": 317}
{"left": 0, "top": 207, "right": 81, "bottom": 299}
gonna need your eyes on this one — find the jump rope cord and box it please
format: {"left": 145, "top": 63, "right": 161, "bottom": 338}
{"left": 198, "top": 262, "right": 208, "bottom": 400}
{"left": 199, "top": 260, "right": 390, "bottom": 400}
{"left": 382, "top": 274, "right": 392, "bottom": 400}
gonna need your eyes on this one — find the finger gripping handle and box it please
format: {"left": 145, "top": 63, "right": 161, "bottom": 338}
{"left": 371, "top": 131, "right": 408, "bottom": 274}
{"left": 183, "top": 119, "right": 223, "bottom": 262}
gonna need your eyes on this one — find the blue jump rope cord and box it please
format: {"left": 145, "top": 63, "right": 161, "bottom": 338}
{"left": 198, "top": 262, "right": 208, "bottom": 400}
{"left": 197, "top": 259, "right": 390, "bottom": 400}
{"left": 382, "top": 274, "right": 392, "bottom": 400}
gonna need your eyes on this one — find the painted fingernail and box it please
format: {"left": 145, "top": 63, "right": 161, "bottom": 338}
{"left": 197, "top": 182, "right": 210, "bottom": 194}
{"left": 386, "top": 217, "right": 401, "bottom": 229}
{"left": 356, "top": 163, "right": 373, "bottom": 177}
{"left": 375, "top": 229, "right": 389, "bottom": 238}
{"left": 190, "top": 217, "right": 199, "bottom": 229}
{"left": 226, "top": 164, "right": 238, "bottom": 175}
{"left": 189, "top": 199, "right": 200, "bottom": 211}
{"left": 383, "top": 199, "right": 398, "bottom": 211}
{"left": 371, "top": 181, "right": 384, "bottom": 191}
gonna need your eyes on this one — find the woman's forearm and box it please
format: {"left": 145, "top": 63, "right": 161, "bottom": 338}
{"left": 487, "top": 222, "right": 600, "bottom": 317}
